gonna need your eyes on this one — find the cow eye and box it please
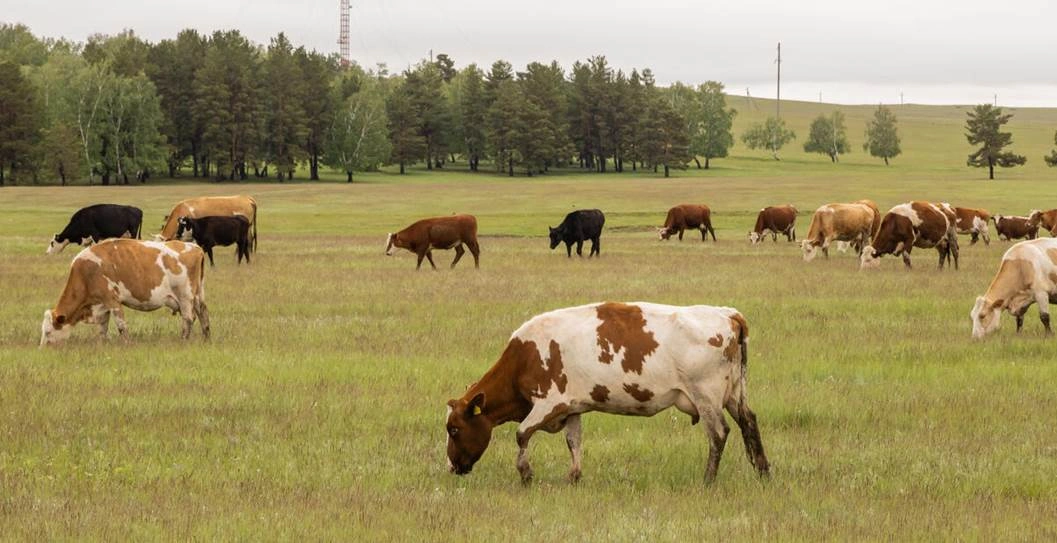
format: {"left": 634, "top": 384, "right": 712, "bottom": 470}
{"left": 448, "top": 427, "right": 458, "bottom": 437}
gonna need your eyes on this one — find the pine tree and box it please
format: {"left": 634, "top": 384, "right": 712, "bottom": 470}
{"left": 0, "top": 60, "right": 42, "bottom": 184}
{"left": 804, "top": 111, "right": 849, "bottom": 162}
{"left": 453, "top": 64, "right": 486, "bottom": 171}
{"left": 299, "top": 49, "right": 337, "bottom": 180}
{"left": 692, "top": 81, "right": 736, "bottom": 169}
{"left": 386, "top": 82, "right": 425, "bottom": 174}
{"left": 863, "top": 105, "right": 901, "bottom": 165}
{"left": 262, "top": 33, "right": 307, "bottom": 181}
{"left": 965, "top": 104, "right": 1026, "bottom": 180}
{"left": 486, "top": 79, "right": 523, "bottom": 176}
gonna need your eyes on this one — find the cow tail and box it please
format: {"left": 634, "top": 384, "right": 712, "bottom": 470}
{"left": 252, "top": 201, "right": 259, "bottom": 252}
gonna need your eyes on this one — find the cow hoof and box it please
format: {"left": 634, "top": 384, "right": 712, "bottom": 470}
{"left": 519, "top": 469, "right": 534, "bottom": 485}
{"left": 567, "top": 469, "right": 581, "bottom": 484}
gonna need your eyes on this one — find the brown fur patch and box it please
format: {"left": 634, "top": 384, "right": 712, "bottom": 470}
{"left": 723, "top": 336, "right": 741, "bottom": 363}
{"left": 707, "top": 333, "right": 723, "bottom": 347}
{"left": 91, "top": 241, "right": 165, "bottom": 302}
{"left": 161, "top": 254, "right": 181, "bottom": 274}
{"left": 595, "top": 302, "right": 659, "bottom": 374}
{"left": 590, "top": 385, "right": 609, "bottom": 403}
{"left": 1047, "top": 249, "right": 1057, "bottom": 267}
{"left": 622, "top": 383, "right": 654, "bottom": 402}
{"left": 511, "top": 338, "right": 568, "bottom": 399}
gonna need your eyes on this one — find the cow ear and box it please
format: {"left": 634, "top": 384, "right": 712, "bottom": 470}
{"left": 467, "top": 392, "right": 486, "bottom": 416}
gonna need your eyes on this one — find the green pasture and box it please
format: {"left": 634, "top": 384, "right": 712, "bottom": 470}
{"left": 2, "top": 100, "right": 1057, "bottom": 540}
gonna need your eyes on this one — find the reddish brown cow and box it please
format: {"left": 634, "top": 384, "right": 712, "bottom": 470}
{"left": 860, "top": 201, "right": 959, "bottom": 270}
{"left": 993, "top": 215, "right": 1039, "bottom": 241}
{"left": 659, "top": 204, "right": 716, "bottom": 242}
{"left": 1029, "top": 209, "right": 1057, "bottom": 236}
{"left": 385, "top": 215, "right": 481, "bottom": 270}
{"left": 949, "top": 206, "right": 992, "bottom": 245}
{"left": 748, "top": 205, "right": 797, "bottom": 243}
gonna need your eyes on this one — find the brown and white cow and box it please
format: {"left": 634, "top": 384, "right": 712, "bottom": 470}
{"left": 944, "top": 205, "right": 992, "bottom": 245}
{"left": 748, "top": 205, "right": 797, "bottom": 244}
{"left": 385, "top": 214, "right": 480, "bottom": 270}
{"left": 800, "top": 202, "right": 876, "bottom": 261}
{"left": 1029, "top": 209, "right": 1057, "bottom": 237}
{"left": 860, "top": 201, "right": 959, "bottom": 270}
{"left": 40, "top": 239, "right": 210, "bottom": 346}
{"left": 993, "top": 215, "right": 1039, "bottom": 241}
{"left": 158, "top": 195, "right": 258, "bottom": 251}
{"left": 971, "top": 238, "right": 1057, "bottom": 338}
{"left": 658, "top": 204, "right": 716, "bottom": 242}
{"left": 444, "top": 302, "right": 769, "bottom": 484}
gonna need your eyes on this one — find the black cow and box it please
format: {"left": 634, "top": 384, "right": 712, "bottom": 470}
{"left": 176, "top": 216, "right": 251, "bottom": 266}
{"left": 47, "top": 204, "right": 143, "bottom": 255}
{"left": 549, "top": 209, "right": 605, "bottom": 258}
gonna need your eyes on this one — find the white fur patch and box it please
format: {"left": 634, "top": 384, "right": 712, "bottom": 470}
{"left": 889, "top": 203, "right": 923, "bottom": 226}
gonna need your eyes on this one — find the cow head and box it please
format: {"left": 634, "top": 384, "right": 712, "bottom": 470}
{"left": 859, "top": 245, "right": 881, "bottom": 270}
{"left": 971, "top": 296, "right": 1003, "bottom": 339}
{"left": 748, "top": 231, "right": 762, "bottom": 244}
{"left": 175, "top": 217, "right": 195, "bottom": 241}
{"left": 445, "top": 392, "right": 493, "bottom": 475}
{"left": 658, "top": 227, "right": 673, "bottom": 241}
{"left": 800, "top": 240, "right": 819, "bottom": 261}
{"left": 1028, "top": 210, "right": 1042, "bottom": 226}
{"left": 40, "top": 309, "right": 73, "bottom": 347}
{"left": 45, "top": 235, "right": 69, "bottom": 255}
{"left": 384, "top": 233, "right": 398, "bottom": 256}
{"left": 548, "top": 227, "right": 562, "bottom": 250}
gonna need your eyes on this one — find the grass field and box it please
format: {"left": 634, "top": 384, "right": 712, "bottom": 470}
{"left": 2, "top": 100, "right": 1057, "bottom": 540}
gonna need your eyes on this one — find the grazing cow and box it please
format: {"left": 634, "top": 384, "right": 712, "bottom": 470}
{"left": 176, "top": 216, "right": 251, "bottom": 266}
{"left": 970, "top": 238, "right": 1057, "bottom": 338}
{"left": 385, "top": 214, "right": 480, "bottom": 270}
{"left": 1029, "top": 209, "right": 1057, "bottom": 237}
{"left": 800, "top": 202, "right": 876, "bottom": 261}
{"left": 549, "top": 209, "right": 605, "bottom": 258}
{"left": 949, "top": 206, "right": 992, "bottom": 245}
{"left": 40, "top": 239, "right": 210, "bottom": 346}
{"left": 860, "top": 201, "right": 959, "bottom": 270}
{"left": 658, "top": 204, "right": 716, "bottom": 242}
{"left": 158, "top": 195, "right": 258, "bottom": 251}
{"left": 46, "top": 204, "right": 143, "bottom": 255}
{"left": 748, "top": 204, "right": 797, "bottom": 243}
{"left": 444, "top": 302, "right": 770, "bottom": 484}
{"left": 993, "top": 215, "right": 1038, "bottom": 241}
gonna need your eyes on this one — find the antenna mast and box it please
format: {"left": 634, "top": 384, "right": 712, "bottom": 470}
{"left": 338, "top": 0, "right": 351, "bottom": 68}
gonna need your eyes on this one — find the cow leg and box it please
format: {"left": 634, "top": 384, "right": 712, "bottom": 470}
{"left": 678, "top": 229, "right": 684, "bottom": 241}
{"left": 451, "top": 244, "right": 465, "bottom": 268}
{"left": 771, "top": 231, "right": 777, "bottom": 242}
{"left": 515, "top": 402, "right": 569, "bottom": 484}
{"left": 724, "top": 395, "right": 770, "bottom": 478}
{"left": 467, "top": 241, "right": 480, "bottom": 269}
{"left": 96, "top": 309, "right": 111, "bottom": 340}
{"left": 179, "top": 302, "right": 196, "bottom": 340}
{"left": 970, "top": 232, "right": 979, "bottom": 245}
{"left": 700, "top": 226, "right": 707, "bottom": 242}
{"left": 698, "top": 402, "right": 729, "bottom": 484}
{"left": 196, "top": 298, "right": 211, "bottom": 339}
{"left": 111, "top": 306, "right": 130, "bottom": 343}
{"left": 425, "top": 250, "right": 438, "bottom": 270}
{"left": 1036, "top": 292, "right": 1053, "bottom": 335}
{"left": 564, "top": 414, "right": 583, "bottom": 483}
{"left": 205, "top": 246, "right": 215, "bottom": 267}
{"left": 565, "top": 242, "right": 572, "bottom": 258}
{"left": 590, "top": 237, "right": 600, "bottom": 258}
{"left": 415, "top": 250, "right": 427, "bottom": 270}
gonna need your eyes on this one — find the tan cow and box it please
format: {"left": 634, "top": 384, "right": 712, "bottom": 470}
{"left": 158, "top": 195, "right": 258, "bottom": 251}
{"left": 971, "top": 238, "right": 1057, "bottom": 338}
{"left": 748, "top": 205, "right": 797, "bottom": 244}
{"left": 659, "top": 204, "right": 716, "bottom": 242}
{"left": 40, "top": 239, "right": 210, "bottom": 346}
{"left": 444, "top": 302, "right": 769, "bottom": 484}
{"left": 855, "top": 199, "right": 882, "bottom": 238}
{"left": 385, "top": 214, "right": 480, "bottom": 270}
{"left": 860, "top": 201, "right": 959, "bottom": 270}
{"left": 993, "top": 215, "right": 1038, "bottom": 241}
{"left": 800, "top": 202, "right": 876, "bottom": 261}
{"left": 1029, "top": 209, "right": 1057, "bottom": 237}
{"left": 948, "top": 205, "right": 992, "bottom": 245}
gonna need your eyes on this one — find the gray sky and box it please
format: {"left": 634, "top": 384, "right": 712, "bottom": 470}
{"left": 5, "top": 0, "right": 1057, "bottom": 105}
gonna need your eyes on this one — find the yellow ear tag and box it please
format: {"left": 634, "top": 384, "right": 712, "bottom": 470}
{"left": 473, "top": 406, "right": 482, "bottom": 415}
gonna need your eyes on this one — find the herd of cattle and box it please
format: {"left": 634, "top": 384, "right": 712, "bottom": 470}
{"left": 33, "top": 193, "right": 1057, "bottom": 483}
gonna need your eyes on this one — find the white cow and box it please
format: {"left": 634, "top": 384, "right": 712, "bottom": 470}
{"left": 971, "top": 238, "right": 1057, "bottom": 338}
{"left": 444, "top": 302, "right": 770, "bottom": 484}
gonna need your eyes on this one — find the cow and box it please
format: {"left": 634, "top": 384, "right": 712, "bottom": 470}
{"left": 40, "top": 239, "right": 210, "bottom": 346}
{"left": 860, "top": 201, "right": 959, "bottom": 270}
{"left": 970, "top": 238, "right": 1057, "bottom": 338}
{"left": 993, "top": 215, "right": 1038, "bottom": 241}
{"left": 444, "top": 301, "right": 770, "bottom": 484}
{"left": 949, "top": 206, "right": 992, "bottom": 245}
{"left": 856, "top": 199, "right": 882, "bottom": 238}
{"left": 46, "top": 204, "right": 143, "bottom": 255}
{"left": 1029, "top": 209, "right": 1057, "bottom": 237}
{"left": 158, "top": 195, "right": 258, "bottom": 251}
{"left": 385, "top": 214, "right": 480, "bottom": 270}
{"left": 748, "top": 205, "right": 797, "bottom": 243}
{"left": 176, "top": 216, "right": 251, "bottom": 266}
{"left": 800, "top": 202, "right": 876, "bottom": 261}
{"left": 549, "top": 209, "right": 605, "bottom": 258}
{"left": 658, "top": 204, "right": 716, "bottom": 242}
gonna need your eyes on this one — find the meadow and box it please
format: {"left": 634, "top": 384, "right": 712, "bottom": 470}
{"left": 2, "top": 99, "right": 1057, "bottom": 540}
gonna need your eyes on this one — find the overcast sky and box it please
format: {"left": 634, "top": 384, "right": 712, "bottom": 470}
{"left": 5, "top": 0, "right": 1057, "bottom": 105}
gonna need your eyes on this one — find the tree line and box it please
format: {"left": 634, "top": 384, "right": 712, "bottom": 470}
{"left": 0, "top": 23, "right": 1049, "bottom": 185}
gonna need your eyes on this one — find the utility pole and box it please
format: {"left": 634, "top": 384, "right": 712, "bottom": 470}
{"left": 776, "top": 42, "right": 782, "bottom": 119}
{"left": 337, "top": 0, "right": 351, "bottom": 68}
{"left": 900, "top": 92, "right": 904, "bottom": 106}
